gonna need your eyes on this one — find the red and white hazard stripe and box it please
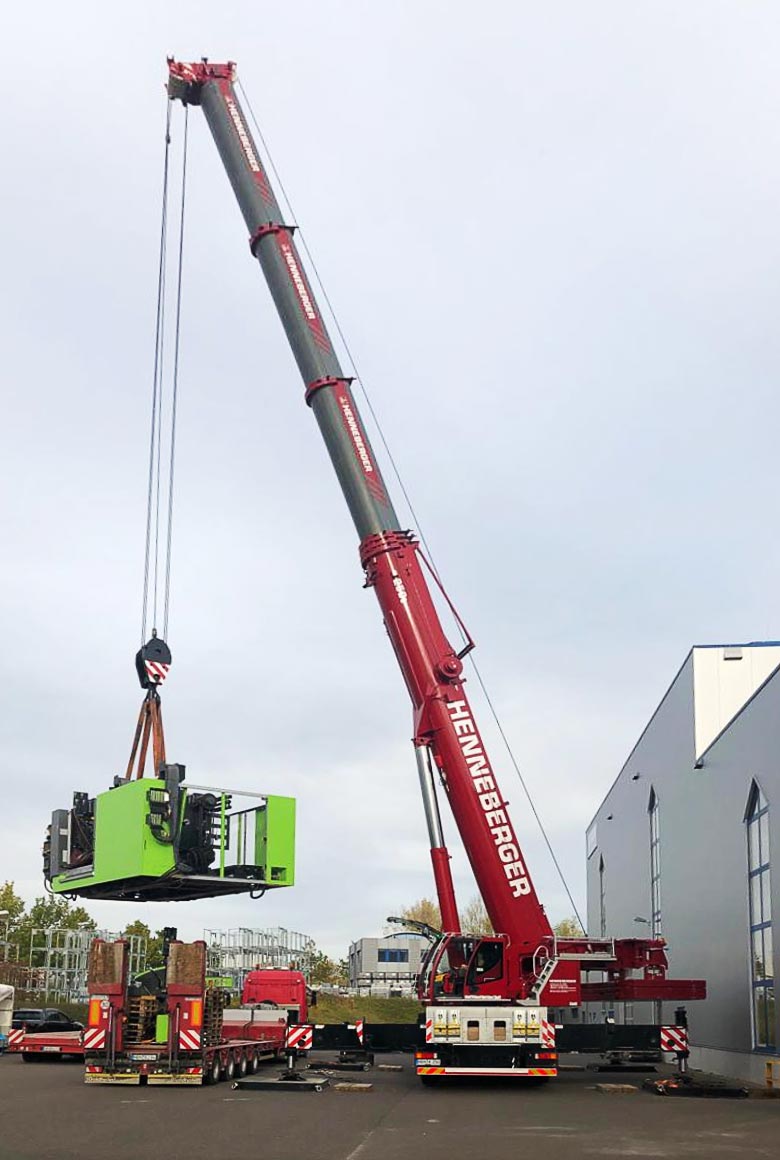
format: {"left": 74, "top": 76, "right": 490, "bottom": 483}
{"left": 145, "top": 660, "right": 170, "bottom": 684}
{"left": 285, "top": 1024, "right": 313, "bottom": 1050}
{"left": 425, "top": 1018, "right": 433, "bottom": 1043}
{"left": 179, "top": 1028, "right": 202, "bottom": 1052}
{"left": 7, "top": 1029, "right": 24, "bottom": 1051}
{"left": 660, "top": 1025, "right": 688, "bottom": 1054}
{"left": 82, "top": 1027, "right": 106, "bottom": 1051}
{"left": 541, "top": 1019, "right": 556, "bottom": 1049}
{"left": 355, "top": 1018, "right": 364, "bottom": 1045}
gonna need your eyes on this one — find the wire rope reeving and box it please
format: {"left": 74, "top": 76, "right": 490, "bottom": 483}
{"left": 141, "top": 97, "right": 188, "bottom": 647}
{"left": 237, "top": 80, "right": 584, "bottom": 930}
{"left": 163, "top": 104, "right": 189, "bottom": 640}
{"left": 141, "top": 99, "right": 172, "bottom": 644}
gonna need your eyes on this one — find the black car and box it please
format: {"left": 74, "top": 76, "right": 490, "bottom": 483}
{"left": 11, "top": 1008, "right": 84, "bottom": 1033}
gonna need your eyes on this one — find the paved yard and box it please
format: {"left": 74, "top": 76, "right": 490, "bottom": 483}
{"left": 1, "top": 1053, "right": 778, "bottom": 1159}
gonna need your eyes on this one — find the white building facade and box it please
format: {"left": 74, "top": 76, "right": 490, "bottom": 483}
{"left": 586, "top": 642, "right": 780, "bottom": 1084}
{"left": 348, "top": 936, "right": 425, "bottom": 996}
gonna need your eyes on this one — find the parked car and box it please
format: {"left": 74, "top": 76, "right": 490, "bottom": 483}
{"left": 12, "top": 1008, "right": 83, "bottom": 1033}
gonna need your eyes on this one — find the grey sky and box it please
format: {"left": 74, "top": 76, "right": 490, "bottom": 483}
{"left": 3, "top": 2, "right": 779, "bottom": 957}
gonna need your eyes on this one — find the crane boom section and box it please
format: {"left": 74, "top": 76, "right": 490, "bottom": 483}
{"left": 168, "top": 61, "right": 553, "bottom": 952}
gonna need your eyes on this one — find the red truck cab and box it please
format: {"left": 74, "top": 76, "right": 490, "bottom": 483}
{"left": 241, "top": 970, "right": 309, "bottom": 1022}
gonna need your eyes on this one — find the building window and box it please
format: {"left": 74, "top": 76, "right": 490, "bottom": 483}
{"left": 598, "top": 856, "right": 607, "bottom": 938}
{"left": 649, "top": 789, "right": 661, "bottom": 937}
{"left": 747, "top": 783, "right": 775, "bottom": 1050}
{"left": 378, "top": 948, "right": 409, "bottom": 964}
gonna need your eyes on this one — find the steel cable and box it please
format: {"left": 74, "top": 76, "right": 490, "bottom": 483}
{"left": 141, "top": 99, "right": 188, "bottom": 646}
{"left": 163, "top": 104, "right": 189, "bottom": 640}
{"left": 141, "top": 100, "right": 172, "bottom": 643}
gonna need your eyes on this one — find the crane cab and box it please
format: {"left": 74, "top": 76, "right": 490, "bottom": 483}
{"left": 418, "top": 934, "right": 511, "bottom": 1004}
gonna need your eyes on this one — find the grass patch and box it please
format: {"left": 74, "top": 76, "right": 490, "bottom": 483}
{"left": 311, "top": 994, "right": 420, "bottom": 1024}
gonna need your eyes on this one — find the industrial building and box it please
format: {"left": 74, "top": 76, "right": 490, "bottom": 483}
{"left": 586, "top": 641, "right": 780, "bottom": 1084}
{"left": 348, "top": 936, "right": 425, "bottom": 996}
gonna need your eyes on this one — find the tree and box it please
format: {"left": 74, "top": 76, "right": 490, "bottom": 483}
{"left": 0, "top": 882, "right": 25, "bottom": 963}
{"left": 554, "top": 916, "right": 584, "bottom": 937}
{"left": 12, "top": 895, "right": 95, "bottom": 964}
{"left": 460, "top": 895, "right": 493, "bottom": 935}
{"left": 399, "top": 898, "right": 442, "bottom": 930}
{"left": 397, "top": 895, "right": 493, "bottom": 934}
{"left": 121, "top": 920, "right": 165, "bottom": 966}
{"left": 308, "top": 950, "right": 341, "bottom": 986}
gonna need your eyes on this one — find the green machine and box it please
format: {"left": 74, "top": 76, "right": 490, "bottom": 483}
{"left": 44, "top": 766, "right": 295, "bottom": 902}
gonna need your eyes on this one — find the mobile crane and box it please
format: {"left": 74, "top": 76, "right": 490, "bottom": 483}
{"left": 158, "top": 59, "right": 706, "bottom": 1080}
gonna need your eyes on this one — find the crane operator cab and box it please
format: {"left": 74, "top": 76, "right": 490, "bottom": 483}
{"left": 418, "top": 934, "right": 509, "bottom": 1002}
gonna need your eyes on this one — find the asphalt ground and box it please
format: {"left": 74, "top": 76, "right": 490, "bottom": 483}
{"left": 1, "top": 1052, "right": 778, "bottom": 1160}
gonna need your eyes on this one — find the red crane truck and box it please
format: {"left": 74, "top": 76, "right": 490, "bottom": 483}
{"left": 165, "top": 59, "right": 706, "bottom": 1082}
{"left": 84, "top": 937, "right": 308, "bottom": 1085}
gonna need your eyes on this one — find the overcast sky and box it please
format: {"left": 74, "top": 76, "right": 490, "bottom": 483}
{"left": 2, "top": 2, "right": 779, "bottom": 958}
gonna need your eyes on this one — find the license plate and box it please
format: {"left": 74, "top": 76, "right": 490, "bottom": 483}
{"left": 128, "top": 1053, "right": 158, "bottom": 1061}
{"left": 41, "top": 1046, "right": 62, "bottom": 1053}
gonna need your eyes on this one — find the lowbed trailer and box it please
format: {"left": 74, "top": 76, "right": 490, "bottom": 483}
{"left": 11, "top": 1031, "right": 84, "bottom": 1061}
{"left": 85, "top": 938, "right": 289, "bottom": 1085}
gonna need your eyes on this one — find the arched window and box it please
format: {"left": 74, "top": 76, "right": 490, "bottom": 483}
{"left": 599, "top": 855, "right": 606, "bottom": 938}
{"left": 649, "top": 789, "right": 661, "bottom": 937}
{"left": 746, "top": 783, "right": 775, "bottom": 1050}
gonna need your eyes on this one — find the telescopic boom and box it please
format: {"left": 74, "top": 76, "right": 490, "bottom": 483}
{"left": 167, "top": 59, "right": 553, "bottom": 954}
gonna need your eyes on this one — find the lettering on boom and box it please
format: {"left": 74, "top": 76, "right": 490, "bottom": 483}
{"left": 221, "top": 91, "right": 274, "bottom": 207}
{"left": 446, "top": 700, "right": 531, "bottom": 898}
{"left": 336, "top": 392, "right": 388, "bottom": 503}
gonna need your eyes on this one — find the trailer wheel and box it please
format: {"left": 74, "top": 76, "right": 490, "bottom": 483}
{"left": 206, "top": 1054, "right": 221, "bottom": 1085}
{"left": 249, "top": 1050, "right": 259, "bottom": 1073}
{"left": 225, "top": 1052, "right": 236, "bottom": 1082}
{"left": 236, "top": 1051, "right": 248, "bottom": 1078}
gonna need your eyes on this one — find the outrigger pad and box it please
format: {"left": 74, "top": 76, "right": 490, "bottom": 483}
{"left": 44, "top": 777, "right": 296, "bottom": 903}
{"left": 232, "top": 1074, "right": 329, "bottom": 1093}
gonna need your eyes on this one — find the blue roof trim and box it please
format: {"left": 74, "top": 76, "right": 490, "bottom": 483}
{"left": 693, "top": 641, "right": 780, "bottom": 649}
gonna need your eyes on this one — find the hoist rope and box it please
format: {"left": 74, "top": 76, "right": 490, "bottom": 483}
{"left": 141, "top": 99, "right": 188, "bottom": 645}
{"left": 163, "top": 104, "right": 189, "bottom": 640}
{"left": 237, "top": 81, "right": 584, "bottom": 930}
{"left": 141, "top": 99, "right": 172, "bottom": 644}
